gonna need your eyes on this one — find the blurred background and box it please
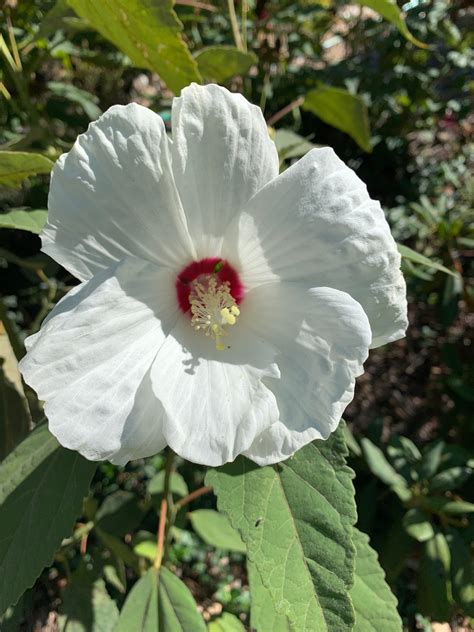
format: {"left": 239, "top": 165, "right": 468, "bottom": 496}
{"left": 0, "top": 0, "right": 473, "bottom": 630}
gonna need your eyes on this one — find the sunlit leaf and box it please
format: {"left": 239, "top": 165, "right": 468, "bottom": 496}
{"left": 354, "top": 0, "right": 426, "bottom": 48}
{"left": 208, "top": 612, "right": 246, "bottom": 631}
{"left": 66, "top": 0, "right": 201, "bottom": 93}
{"left": 303, "top": 85, "right": 371, "bottom": 152}
{"left": 398, "top": 243, "right": 458, "bottom": 278}
{"left": 207, "top": 424, "right": 357, "bottom": 631}
{"left": 0, "top": 152, "right": 53, "bottom": 188}
{"left": 402, "top": 508, "right": 434, "bottom": 542}
{"left": 351, "top": 528, "right": 403, "bottom": 631}
{"left": 189, "top": 509, "right": 246, "bottom": 553}
{"left": 0, "top": 209, "right": 48, "bottom": 234}
{"left": 196, "top": 46, "right": 257, "bottom": 83}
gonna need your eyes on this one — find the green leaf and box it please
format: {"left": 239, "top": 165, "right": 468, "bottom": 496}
{"left": 115, "top": 567, "right": 206, "bottom": 631}
{"left": 0, "top": 152, "right": 53, "bottom": 188}
{"left": 189, "top": 509, "right": 246, "bottom": 554}
{"left": 0, "top": 326, "right": 30, "bottom": 460}
{"left": 0, "top": 424, "right": 96, "bottom": 612}
{"left": 208, "top": 612, "right": 246, "bottom": 632}
{"left": 420, "top": 497, "right": 474, "bottom": 515}
{"left": 47, "top": 81, "right": 102, "bottom": 120}
{"left": 303, "top": 85, "right": 371, "bottom": 152}
{"left": 95, "top": 490, "right": 144, "bottom": 537}
{"left": 402, "top": 508, "right": 434, "bottom": 542}
{"left": 207, "top": 424, "right": 357, "bottom": 631}
{"left": 66, "top": 0, "right": 201, "bottom": 94}
{"left": 354, "top": 0, "right": 426, "bottom": 48}
{"left": 58, "top": 564, "right": 119, "bottom": 632}
{"left": 247, "top": 562, "right": 293, "bottom": 632}
{"left": 195, "top": 46, "right": 257, "bottom": 83}
{"left": 133, "top": 539, "right": 157, "bottom": 562}
{"left": 417, "top": 531, "right": 452, "bottom": 621}
{"left": 360, "top": 438, "right": 409, "bottom": 499}
{"left": 419, "top": 440, "right": 445, "bottom": 480}
{"left": 429, "top": 467, "right": 472, "bottom": 493}
{"left": 148, "top": 470, "right": 189, "bottom": 499}
{"left": 398, "top": 244, "right": 457, "bottom": 278}
{"left": 447, "top": 529, "right": 474, "bottom": 615}
{"left": 273, "top": 129, "right": 317, "bottom": 162}
{"left": 350, "top": 528, "right": 403, "bottom": 632}
{"left": 0, "top": 209, "right": 48, "bottom": 234}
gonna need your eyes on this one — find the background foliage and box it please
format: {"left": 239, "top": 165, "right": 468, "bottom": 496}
{"left": 0, "top": 0, "right": 472, "bottom": 630}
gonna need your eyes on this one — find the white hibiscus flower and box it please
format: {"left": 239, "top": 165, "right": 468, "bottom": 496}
{"left": 20, "top": 83, "right": 407, "bottom": 467}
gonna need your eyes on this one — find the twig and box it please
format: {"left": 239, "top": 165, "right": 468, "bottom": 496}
{"left": 176, "top": 485, "right": 213, "bottom": 510}
{"left": 175, "top": 0, "right": 217, "bottom": 11}
{"left": 227, "top": 0, "right": 244, "bottom": 51}
{"left": 266, "top": 96, "right": 305, "bottom": 127}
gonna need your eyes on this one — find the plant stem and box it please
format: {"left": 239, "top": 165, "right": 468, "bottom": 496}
{"left": 154, "top": 449, "right": 175, "bottom": 570}
{"left": 176, "top": 485, "right": 213, "bottom": 510}
{"left": 266, "top": 96, "right": 305, "bottom": 127}
{"left": 241, "top": 0, "right": 248, "bottom": 52}
{"left": 227, "top": 0, "right": 244, "bottom": 51}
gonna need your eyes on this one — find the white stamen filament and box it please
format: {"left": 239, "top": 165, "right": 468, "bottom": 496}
{"left": 189, "top": 274, "right": 240, "bottom": 350}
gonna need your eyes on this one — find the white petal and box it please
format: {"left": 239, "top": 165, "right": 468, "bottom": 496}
{"left": 226, "top": 147, "right": 407, "bottom": 348}
{"left": 44, "top": 103, "right": 195, "bottom": 281}
{"left": 20, "top": 257, "right": 179, "bottom": 463}
{"left": 241, "top": 282, "right": 371, "bottom": 465}
{"left": 150, "top": 314, "right": 279, "bottom": 466}
{"left": 171, "top": 83, "right": 279, "bottom": 258}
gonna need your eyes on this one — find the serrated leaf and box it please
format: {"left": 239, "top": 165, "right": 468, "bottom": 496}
{"left": 189, "top": 509, "right": 246, "bottom": 554}
{"left": 208, "top": 612, "right": 246, "bottom": 632}
{"left": 0, "top": 152, "right": 53, "bottom": 188}
{"left": 354, "top": 0, "right": 426, "bottom": 48}
{"left": 0, "top": 424, "right": 96, "bottom": 612}
{"left": 66, "top": 0, "right": 201, "bottom": 94}
{"left": 207, "top": 424, "right": 357, "bottom": 631}
{"left": 115, "top": 567, "right": 206, "bottom": 631}
{"left": 350, "top": 528, "right": 403, "bottom": 632}
{"left": 195, "top": 46, "right": 257, "bottom": 83}
{"left": 58, "top": 563, "right": 119, "bottom": 632}
{"left": 402, "top": 508, "right": 434, "bottom": 542}
{"left": 0, "top": 209, "right": 48, "bottom": 234}
{"left": 398, "top": 244, "right": 457, "bottom": 278}
{"left": 303, "top": 85, "right": 371, "bottom": 152}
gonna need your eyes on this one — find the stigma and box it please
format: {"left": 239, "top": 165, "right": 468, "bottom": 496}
{"left": 189, "top": 275, "right": 241, "bottom": 351}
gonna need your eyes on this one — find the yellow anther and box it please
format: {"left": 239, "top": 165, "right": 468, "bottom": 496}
{"left": 188, "top": 274, "right": 240, "bottom": 351}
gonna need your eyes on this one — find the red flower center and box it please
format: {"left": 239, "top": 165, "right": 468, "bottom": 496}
{"left": 175, "top": 258, "right": 244, "bottom": 314}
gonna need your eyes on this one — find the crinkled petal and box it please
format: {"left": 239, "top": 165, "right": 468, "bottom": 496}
{"left": 171, "top": 83, "right": 279, "bottom": 258}
{"left": 225, "top": 147, "right": 407, "bottom": 348}
{"left": 241, "top": 282, "right": 371, "bottom": 465}
{"left": 20, "top": 257, "right": 179, "bottom": 463}
{"left": 44, "top": 103, "right": 195, "bottom": 281}
{"left": 150, "top": 314, "right": 280, "bottom": 466}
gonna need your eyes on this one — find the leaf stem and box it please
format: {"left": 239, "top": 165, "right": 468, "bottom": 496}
{"left": 154, "top": 449, "right": 175, "bottom": 570}
{"left": 227, "top": 0, "right": 244, "bottom": 52}
{"left": 176, "top": 485, "right": 213, "bottom": 510}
